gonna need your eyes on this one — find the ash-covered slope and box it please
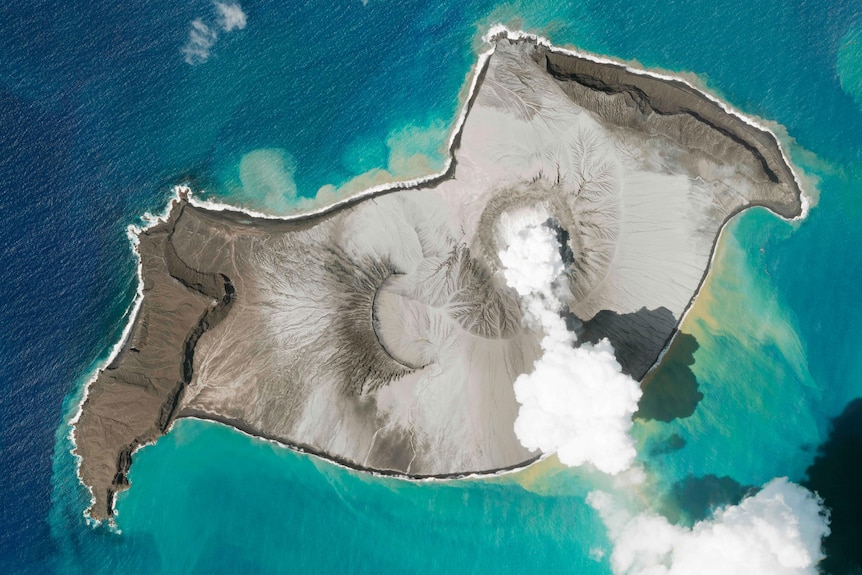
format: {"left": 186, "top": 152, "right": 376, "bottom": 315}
{"left": 74, "top": 33, "right": 803, "bottom": 520}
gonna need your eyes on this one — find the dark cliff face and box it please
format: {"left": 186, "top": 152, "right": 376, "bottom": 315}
{"left": 541, "top": 46, "right": 804, "bottom": 220}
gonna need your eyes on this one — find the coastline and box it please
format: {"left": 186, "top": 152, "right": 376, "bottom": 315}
{"left": 66, "top": 199, "right": 183, "bottom": 523}
{"left": 176, "top": 411, "right": 544, "bottom": 483}
{"left": 67, "top": 26, "right": 811, "bottom": 524}
{"left": 187, "top": 26, "right": 810, "bottom": 224}
{"left": 66, "top": 36, "right": 499, "bottom": 524}
{"left": 483, "top": 26, "right": 810, "bottom": 221}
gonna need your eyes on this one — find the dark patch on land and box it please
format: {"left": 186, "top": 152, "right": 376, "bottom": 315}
{"left": 566, "top": 307, "right": 702, "bottom": 421}
{"left": 547, "top": 218, "right": 575, "bottom": 267}
{"left": 636, "top": 331, "right": 703, "bottom": 422}
{"left": 804, "top": 398, "right": 862, "bottom": 575}
{"left": 578, "top": 306, "right": 676, "bottom": 380}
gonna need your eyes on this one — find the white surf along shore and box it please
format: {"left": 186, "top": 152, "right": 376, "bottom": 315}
{"left": 67, "top": 26, "right": 813, "bottom": 524}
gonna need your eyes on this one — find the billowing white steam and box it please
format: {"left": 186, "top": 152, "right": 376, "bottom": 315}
{"left": 588, "top": 477, "right": 831, "bottom": 575}
{"left": 498, "top": 210, "right": 642, "bottom": 474}
{"left": 497, "top": 210, "right": 830, "bottom": 573}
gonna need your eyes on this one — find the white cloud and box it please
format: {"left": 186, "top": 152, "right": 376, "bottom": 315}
{"left": 182, "top": 2, "right": 246, "bottom": 65}
{"left": 498, "top": 209, "right": 642, "bottom": 474}
{"left": 182, "top": 19, "right": 218, "bottom": 65}
{"left": 214, "top": 1, "right": 247, "bottom": 32}
{"left": 588, "top": 477, "right": 831, "bottom": 575}
{"left": 494, "top": 201, "right": 831, "bottom": 574}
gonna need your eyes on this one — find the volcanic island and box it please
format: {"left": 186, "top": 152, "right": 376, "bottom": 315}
{"left": 73, "top": 31, "right": 804, "bottom": 521}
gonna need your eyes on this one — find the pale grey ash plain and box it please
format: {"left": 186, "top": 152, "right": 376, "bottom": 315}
{"left": 74, "top": 35, "right": 803, "bottom": 520}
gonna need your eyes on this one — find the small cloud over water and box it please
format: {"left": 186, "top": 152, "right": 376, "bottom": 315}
{"left": 214, "top": 2, "right": 247, "bottom": 32}
{"left": 182, "top": 19, "right": 218, "bottom": 65}
{"left": 182, "top": 2, "right": 247, "bottom": 65}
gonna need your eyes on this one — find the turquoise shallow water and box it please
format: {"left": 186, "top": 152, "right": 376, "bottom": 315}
{"left": 1, "top": 0, "right": 861, "bottom": 572}
{"left": 60, "top": 419, "right": 611, "bottom": 574}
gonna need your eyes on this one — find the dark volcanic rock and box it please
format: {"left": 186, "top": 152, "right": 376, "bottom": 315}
{"left": 580, "top": 306, "right": 677, "bottom": 380}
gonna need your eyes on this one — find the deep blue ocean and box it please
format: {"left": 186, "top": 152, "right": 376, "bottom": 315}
{"left": 2, "top": 0, "right": 862, "bottom": 573}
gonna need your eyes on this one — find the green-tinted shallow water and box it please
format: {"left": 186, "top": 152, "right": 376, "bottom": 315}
{"left": 637, "top": 209, "right": 825, "bottom": 489}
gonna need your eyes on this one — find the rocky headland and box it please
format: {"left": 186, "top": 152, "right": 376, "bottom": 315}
{"left": 73, "top": 31, "right": 804, "bottom": 520}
